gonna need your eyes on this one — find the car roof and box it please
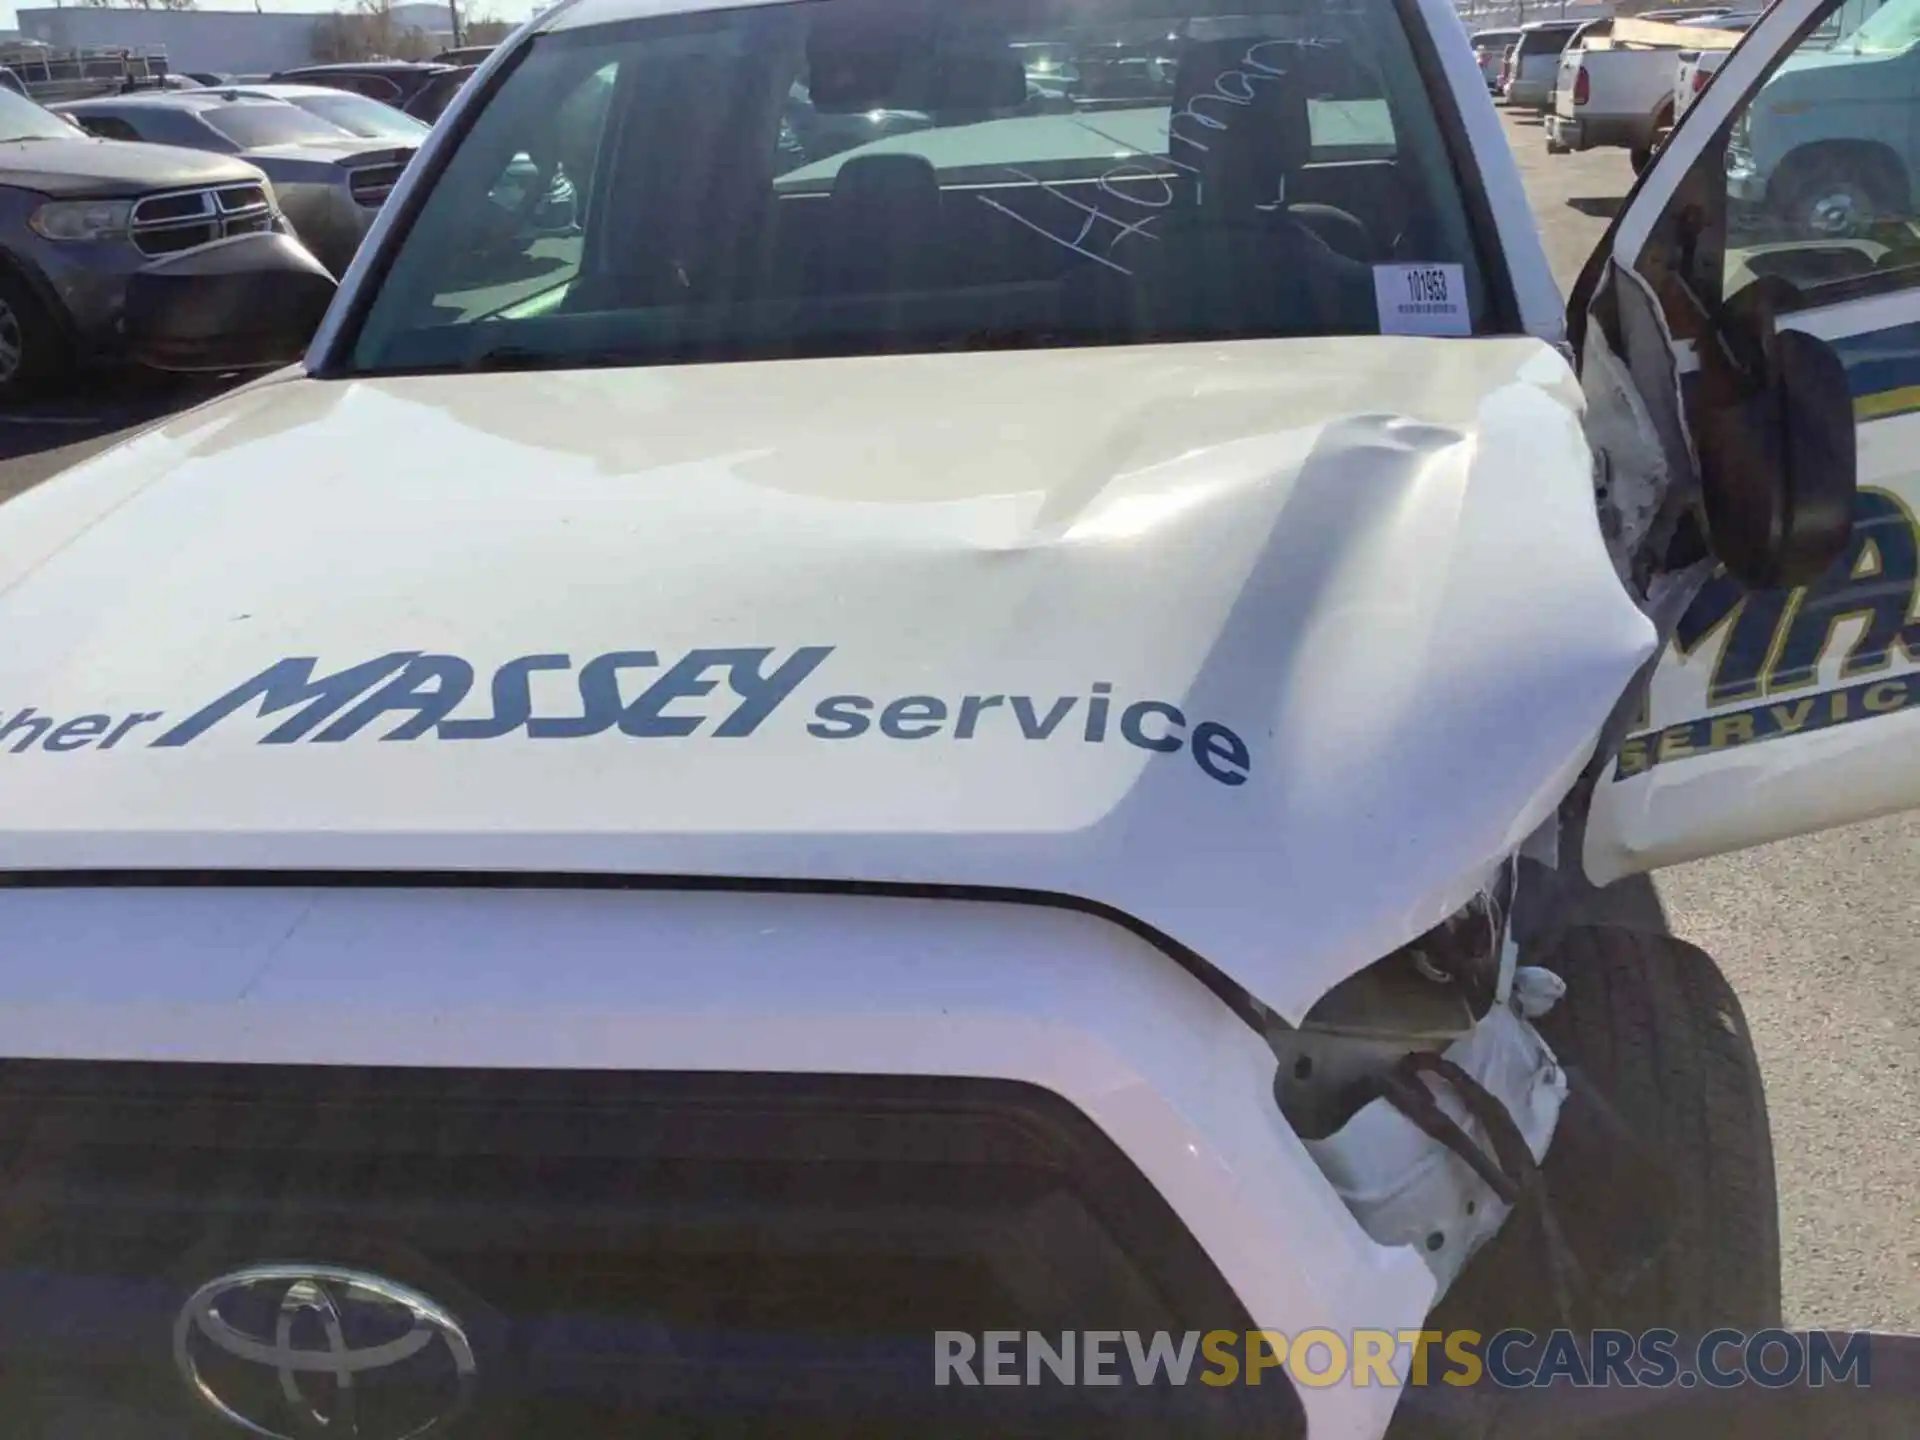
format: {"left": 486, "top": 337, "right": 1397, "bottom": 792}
{"left": 225, "top": 82, "right": 382, "bottom": 101}
{"left": 277, "top": 61, "right": 451, "bottom": 74}
{"left": 60, "top": 91, "right": 270, "bottom": 112}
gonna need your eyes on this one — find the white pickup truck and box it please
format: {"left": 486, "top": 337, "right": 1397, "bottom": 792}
{"left": 1672, "top": 12, "right": 1764, "bottom": 120}
{"left": 1547, "top": 13, "right": 1746, "bottom": 171}
{"left": 2, "top": 0, "right": 1916, "bottom": 1435}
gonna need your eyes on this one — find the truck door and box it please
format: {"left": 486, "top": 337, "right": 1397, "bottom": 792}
{"left": 1574, "top": 0, "right": 1920, "bottom": 882}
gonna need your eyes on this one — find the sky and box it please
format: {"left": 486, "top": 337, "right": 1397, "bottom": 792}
{"left": 3, "top": 0, "right": 539, "bottom": 37}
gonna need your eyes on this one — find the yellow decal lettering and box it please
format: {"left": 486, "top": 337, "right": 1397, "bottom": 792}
{"left": 1865, "top": 679, "right": 1909, "bottom": 713}
{"left": 1708, "top": 713, "right": 1758, "bottom": 750}
{"left": 1616, "top": 738, "right": 1650, "bottom": 777}
{"left": 1656, "top": 726, "right": 1697, "bottom": 764}
{"left": 1769, "top": 699, "right": 1816, "bottom": 734}
{"left": 1832, "top": 689, "right": 1850, "bottom": 722}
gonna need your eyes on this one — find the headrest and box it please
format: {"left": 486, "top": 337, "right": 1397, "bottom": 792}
{"left": 830, "top": 152, "right": 943, "bottom": 221}
{"left": 1169, "top": 37, "right": 1358, "bottom": 211}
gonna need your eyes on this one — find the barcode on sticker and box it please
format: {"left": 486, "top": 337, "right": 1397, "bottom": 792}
{"left": 1373, "top": 263, "right": 1470, "bottom": 337}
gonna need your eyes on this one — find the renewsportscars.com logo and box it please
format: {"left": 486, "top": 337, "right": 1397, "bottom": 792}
{"left": 932, "top": 1329, "right": 1875, "bottom": 1390}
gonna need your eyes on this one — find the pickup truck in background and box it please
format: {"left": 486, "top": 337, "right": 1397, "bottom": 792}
{"left": 1673, "top": 46, "right": 1731, "bottom": 120}
{"left": 1729, "top": 0, "right": 1920, "bottom": 235}
{"left": 1498, "top": 18, "right": 1584, "bottom": 111}
{"left": 1670, "top": 14, "right": 1762, "bottom": 119}
{"left": 1546, "top": 13, "right": 1747, "bottom": 172}
{"left": 1472, "top": 26, "right": 1520, "bottom": 91}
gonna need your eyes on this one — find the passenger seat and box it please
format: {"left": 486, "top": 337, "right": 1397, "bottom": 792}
{"left": 823, "top": 153, "right": 947, "bottom": 294}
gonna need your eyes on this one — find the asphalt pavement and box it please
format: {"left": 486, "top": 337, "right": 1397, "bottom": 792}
{"left": 2, "top": 110, "right": 1914, "bottom": 1333}
{"left": 0, "top": 376, "right": 232, "bottom": 502}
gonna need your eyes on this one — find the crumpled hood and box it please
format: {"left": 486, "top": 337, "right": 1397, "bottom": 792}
{"left": 0, "top": 339, "right": 1654, "bottom": 1021}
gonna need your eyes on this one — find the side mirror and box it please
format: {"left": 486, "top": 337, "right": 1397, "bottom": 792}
{"left": 122, "top": 231, "right": 337, "bottom": 373}
{"left": 1692, "top": 278, "right": 1857, "bottom": 590}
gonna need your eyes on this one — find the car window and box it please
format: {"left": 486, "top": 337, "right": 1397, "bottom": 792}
{"left": 349, "top": 0, "right": 1495, "bottom": 375}
{"left": 406, "top": 69, "right": 473, "bottom": 123}
{"left": 296, "top": 71, "right": 407, "bottom": 104}
{"left": 1843, "top": 0, "right": 1920, "bottom": 52}
{"left": 291, "top": 90, "right": 429, "bottom": 141}
{"left": 70, "top": 112, "right": 146, "bottom": 144}
{"left": 200, "top": 101, "right": 353, "bottom": 147}
{"left": 0, "top": 89, "right": 72, "bottom": 141}
{"left": 1721, "top": 0, "right": 1920, "bottom": 303}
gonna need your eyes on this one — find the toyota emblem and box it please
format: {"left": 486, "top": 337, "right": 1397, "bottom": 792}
{"left": 173, "top": 1264, "right": 476, "bottom": 1439}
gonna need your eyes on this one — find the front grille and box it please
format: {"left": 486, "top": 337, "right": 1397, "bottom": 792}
{"left": 348, "top": 161, "right": 408, "bottom": 209}
{"left": 129, "top": 182, "right": 275, "bottom": 258}
{"left": 0, "top": 1063, "right": 1297, "bottom": 1439}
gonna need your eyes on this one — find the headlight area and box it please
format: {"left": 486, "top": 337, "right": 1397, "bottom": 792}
{"left": 29, "top": 199, "right": 134, "bottom": 242}
{"left": 1265, "top": 873, "right": 1571, "bottom": 1304}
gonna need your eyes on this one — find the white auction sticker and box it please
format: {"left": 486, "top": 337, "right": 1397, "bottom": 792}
{"left": 1372, "top": 263, "right": 1471, "bottom": 337}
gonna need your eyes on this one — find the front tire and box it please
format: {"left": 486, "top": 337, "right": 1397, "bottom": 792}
{"left": 1776, "top": 152, "right": 1904, "bottom": 238}
{"left": 0, "top": 266, "right": 75, "bottom": 397}
{"left": 0, "top": 267, "right": 74, "bottom": 395}
{"left": 1437, "top": 926, "right": 1781, "bottom": 1332}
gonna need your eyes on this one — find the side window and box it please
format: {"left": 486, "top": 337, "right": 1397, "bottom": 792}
{"left": 341, "top": 74, "right": 405, "bottom": 104}
{"left": 1723, "top": 0, "right": 1918, "bottom": 303}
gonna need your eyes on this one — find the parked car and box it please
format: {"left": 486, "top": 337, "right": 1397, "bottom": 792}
{"left": 1499, "top": 19, "right": 1584, "bottom": 110}
{"left": 56, "top": 91, "right": 417, "bottom": 276}
{"left": 1470, "top": 27, "right": 1520, "bottom": 91}
{"left": 267, "top": 60, "right": 455, "bottom": 110}
{"left": 402, "top": 64, "right": 477, "bottom": 125}
{"left": 0, "top": 85, "right": 279, "bottom": 391}
{"left": 1547, "top": 12, "right": 1752, "bottom": 172}
{"left": 5, "top": 1, "right": 1914, "bottom": 1436}
{"left": 433, "top": 44, "right": 499, "bottom": 66}
{"left": 221, "top": 82, "right": 430, "bottom": 143}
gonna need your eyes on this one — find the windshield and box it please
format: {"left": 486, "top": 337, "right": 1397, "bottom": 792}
{"left": 200, "top": 101, "right": 352, "bottom": 148}
{"left": 1842, "top": 0, "right": 1920, "bottom": 53}
{"left": 287, "top": 90, "right": 429, "bottom": 140}
{"left": 349, "top": 0, "right": 1493, "bottom": 375}
{"left": 0, "top": 88, "right": 72, "bottom": 142}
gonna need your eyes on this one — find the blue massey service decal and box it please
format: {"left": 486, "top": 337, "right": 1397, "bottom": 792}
{"left": 1, "top": 647, "right": 1253, "bottom": 786}
{"left": 1615, "top": 487, "right": 1920, "bottom": 779}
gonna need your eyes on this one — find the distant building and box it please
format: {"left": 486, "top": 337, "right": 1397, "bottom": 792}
{"left": 11, "top": 5, "right": 461, "bottom": 78}
{"left": 390, "top": 3, "right": 460, "bottom": 47}
{"left": 14, "top": 8, "right": 323, "bottom": 75}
